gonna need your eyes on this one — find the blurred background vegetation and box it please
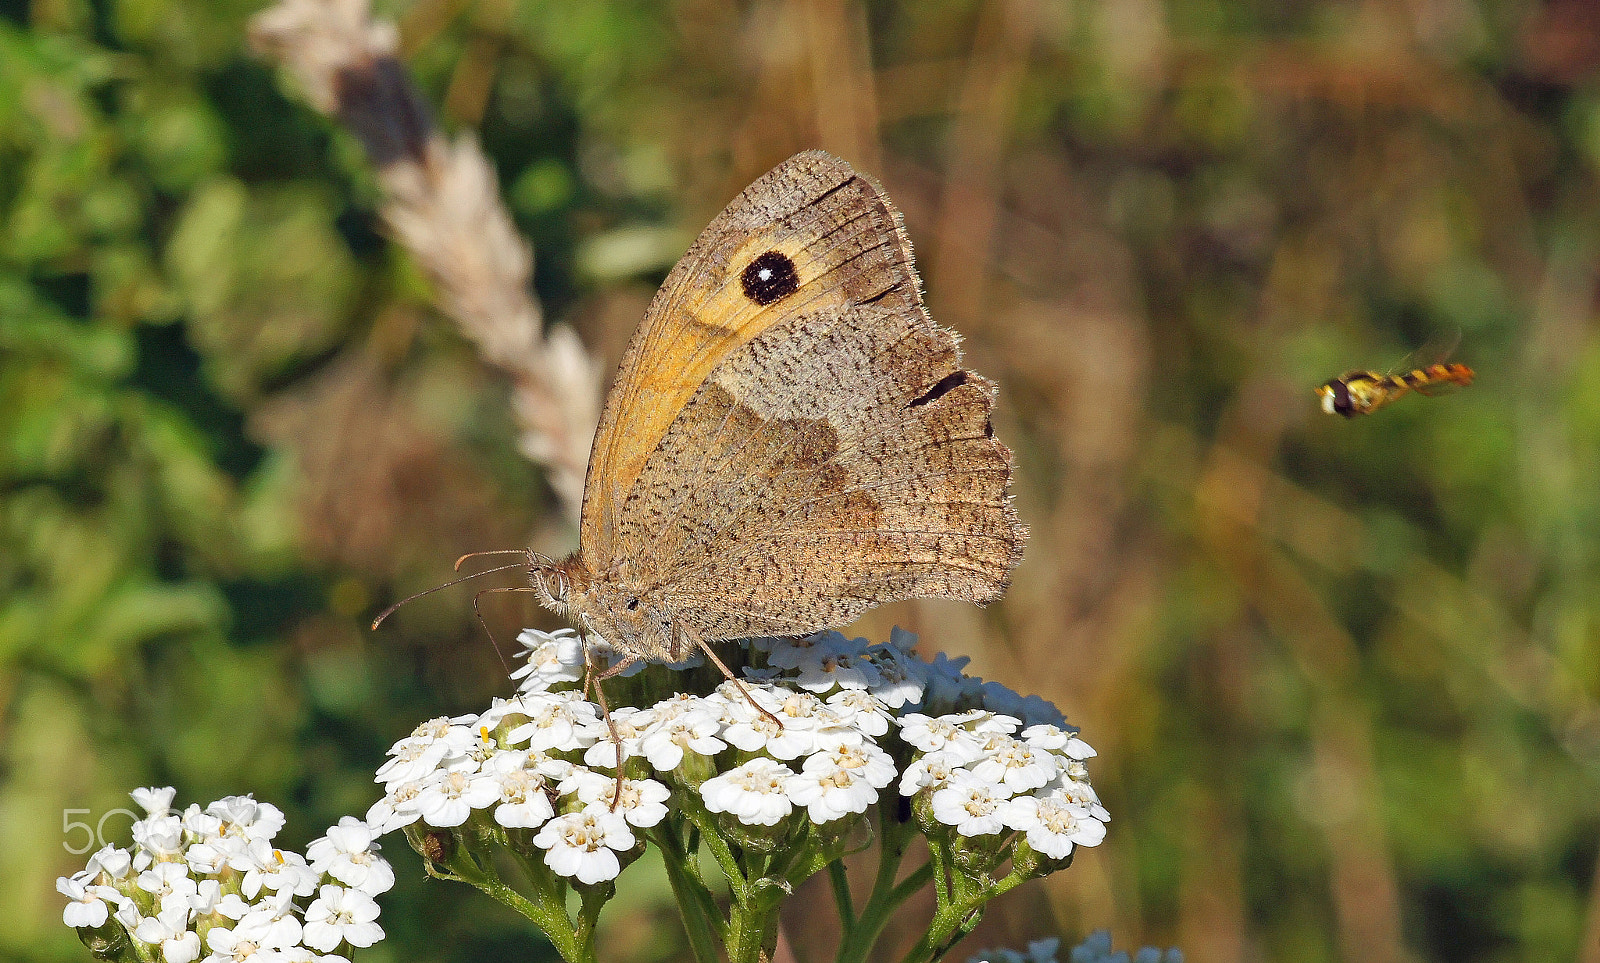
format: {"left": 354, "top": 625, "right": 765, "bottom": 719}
{"left": 5, "top": 0, "right": 1600, "bottom": 961}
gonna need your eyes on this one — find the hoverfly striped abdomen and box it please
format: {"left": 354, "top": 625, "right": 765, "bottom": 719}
{"left": 1317, "top": 362, "right": 1474, "bottom": 418}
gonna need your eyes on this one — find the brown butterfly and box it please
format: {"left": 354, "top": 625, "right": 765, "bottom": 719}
{"left": 382, "top": 151, "right": 1025, "bottom": 698}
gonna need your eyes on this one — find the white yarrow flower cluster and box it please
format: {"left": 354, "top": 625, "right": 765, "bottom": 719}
{"left": 365, "top": 626, "right": 1107, "bottom": 888}
{"left": 58, "top": 789, "right": 390, "bottom": 963}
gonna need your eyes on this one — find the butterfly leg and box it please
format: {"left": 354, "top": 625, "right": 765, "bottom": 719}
{"left": 469, "top": 585, "right": 545, "bottom": 671}
{"left": 692, "top": 637, "right": 784, "bottom": 729}
{"left": 582, "top": 640, "right": 641, "bottom": 810}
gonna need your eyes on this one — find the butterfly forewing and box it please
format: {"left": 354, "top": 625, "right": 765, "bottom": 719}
{"left": 579, "top": 152, "right": 923, "bottom": 559}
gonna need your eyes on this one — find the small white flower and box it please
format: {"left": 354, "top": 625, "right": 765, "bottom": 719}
{"left": 1043, "top": 778, "right": 1110, "bottom": 823}
{"left": 510, "top": 628, "right": 587, "bottom": 692}
{"left": 133, "top": 787, "right": 178, "bottom": 817}
{"left": 137, "top": 862, "right": 198, "bottom": 907}
{"left": 375, "top": 718, "right": 477, "bottom": 787}
{"left": 719, "top": 686, "right": 838, "bottom": 760}
{"left": 473, "top": 695, "right": 525, "bottom": 732}
{"left": 212, "top": 892, "right": 253, "bottom": 921}
{"left": 956, "top": 709, "right": 1023, "bottom": 736}
{"left": 999, "top": 796, "right": 1105, "bottom": 859}
{"left": 415, "top": 769, "right": 500, "bottom": 828}
{"left": 189, "top": 880, "right": 221, "bottom": 914}
{"left": 788, "top": 743, "right": 894, "bottom": 823}
{"left": 202, "top": 924, "right": 261, "bottom": 963}
{"left": 239, "top": 902, "right": 303, "bottom": 950}
{"left": 769, "top": 632, "right": 882, "bottom": 693}
{"left": 57, "top": 875, "right": 115, "bottom": 928}
{"left": 717, "top": 696, "right": 787, "bottom": 755}
{"left": 930, "top": 773, "right": 1009, "bottom": 837}
{"left": 364, "top": 780, "right": 425, "bottom": 834}
{"left": 505, "top": 691, "right": 606, "bottom": 752}
{"left": 637, "top": 700, "right": 726, "bottom": 770}
{"left": 898, "top": 752, "right": 962, "bottom": 797}
{"left": 487, "top": 766, "right": 556, "bottom": 829}
{"left": 764, "top": 632, "right": 850, "bottom": 670}
{"left": 306, "top": 817, "right": 394, "bottom": 896}
{"left": 863, "top": 635, "right": 929, "bottom": 708}
{"left": 204, "top": 905, "right": 300, "bottom": 963}
{"left": 208, "top": 796, "right": 286, "bottom": 843}
{"left": 84, "top": 844, "right": 133, "bottom": 880}
{"left": 134, "top": 904, "right": 201, "bottom": 963}
{"left": 182, "top": 805, "right": 224, "bottom": 839}
{"left": 825, "top": 689, "right": 893, "bottom": 737}
{"left": 186, "top": 833, "right": 247, "bottom": 875}
{"left": 407, "top": 717, "right": 457, "bottom": 741}
{"left": 1020, "top": 723, "right": 1094, "bottom": 759}
{"left": 980, "top": 682, "right": 1066, "bottom": 728}
{"left": 133, "top": 814, "right": 184, "bottom": 857}
{"left": 114, "top": 897, "right": 142, "bottom": 931}
{"left": 794, "top": 647, "right": 884, "bottom": 693}
{"left": 969, "top": 736, "right": 1059, "bottom": 794}
{"left": 204, "top": 902, "right": 300, "bottom": 953}
{"left": 232, "top": 840, "right": 318, "bottom": 899}
{"left": 897, "top": 714, "right": 986, "bottom": 764}
{"left": 531, "top": 807, "right": 636, "bottom": 884}
{"left": 917, "top": 651, "right": 984, "bottom": 711}
{"left": 374, "top": 737, "right": 450, "bottom": 788}
{"left": 701, "top": 758, "right": 798, "bottom": 827}
{"left": 580, "top": 706, "right": 654, "bottom": 769}
{"left": 560, "top": 771, "right": 671, "bottom": 828}
{"left": 302, "top": 885, "right": 384, "bottom": 951}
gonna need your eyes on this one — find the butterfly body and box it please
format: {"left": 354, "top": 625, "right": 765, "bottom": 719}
{"left": 529, "top": 151, "right": 1026, "bottom": 665}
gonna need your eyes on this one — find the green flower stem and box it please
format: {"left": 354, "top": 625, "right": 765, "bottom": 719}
{"left": 674, "top": 801, "right": 780, "bottom": 963}
{"left": 437, "top": 844, "right": 592, "bottom": 963}
{"left": 833, "top": 812, "right": 925, "bottom": 963}
{"left": 650, "top": 823, "right": 725, "bottom": 963}
{"left": 730, "top": 846, "right": 789, "bottom": 963}
{"left": 575, "top": 883, "right": 613, "bottom": 956}
{"left": 685, "top": 807, "right": 749, "bottom": 899}
{"left": 897, "top": 864, "right": 1031, "bottom": 963}
{"left": 828, "top": 861, "right": 855, "bottom": 929}
{"left": 726, "top": 897, "right": 775, "bottom": 963}
{"left": 925, "top": 828, "right": 955, "bottom": 907}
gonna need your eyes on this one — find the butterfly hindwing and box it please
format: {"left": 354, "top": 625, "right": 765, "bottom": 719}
{"left": 623, "top": 302, "right": 1024, "bottom": 640}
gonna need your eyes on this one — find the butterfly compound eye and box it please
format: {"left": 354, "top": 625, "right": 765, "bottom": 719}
{"left": 741, "top": 251, "right": 799, "bottom": 305}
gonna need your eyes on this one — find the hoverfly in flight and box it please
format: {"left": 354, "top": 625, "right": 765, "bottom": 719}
{"left": 1317, "top": 339, "right": 1474, "bottom": 418}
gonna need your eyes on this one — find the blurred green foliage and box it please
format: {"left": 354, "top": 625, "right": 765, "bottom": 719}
{"left": 4, "top": 1, "right": 1600, "bottom": 962}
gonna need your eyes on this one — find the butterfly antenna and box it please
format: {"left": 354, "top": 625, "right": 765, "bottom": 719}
{"left": 454, "top": 549, "right": 534, "bottom": 572}
{"left": 370, "top": 561, "right": 529, "bottom": 630}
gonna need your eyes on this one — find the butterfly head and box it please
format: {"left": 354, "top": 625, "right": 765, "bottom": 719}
{"left": 526, "top": 553, "right": 575, "bottom": 612}
{"left": 528, "top": 556, "right": 689, "bottom": 662}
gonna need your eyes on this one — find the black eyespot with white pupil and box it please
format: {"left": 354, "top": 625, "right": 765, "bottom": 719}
{"left": 626, "top": 598, "right": 639, "bottom": 611}
{"left": 741, "top": 251, "right": 799, "bottom": 305}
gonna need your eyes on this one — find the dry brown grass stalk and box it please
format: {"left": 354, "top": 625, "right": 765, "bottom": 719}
{"left": 248, "top": 0, "right": 601, "bottom": 525}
